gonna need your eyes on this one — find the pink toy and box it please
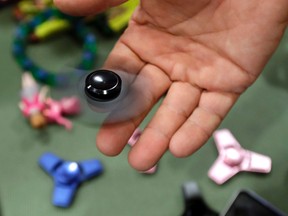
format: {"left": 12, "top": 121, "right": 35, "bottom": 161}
{"left": 19, "top": 73, "right": 81, "bottom": 129}
{"left": 208, "top": 129, "right": 272, "bottom": 185}
{"left": 19, "top": 73, "right": 48, "bottom": 128}
{"left": 19, "top": 73, "right": 46, "bottom": 116}
{"left": 128, "top": 128, "right": 157, "bottom": 174}
{"left": 43, "top": 97, "right": 81, "bottom": 130}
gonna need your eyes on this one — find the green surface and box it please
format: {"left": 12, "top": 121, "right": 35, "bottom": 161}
{"left": 1, "top": 6, "right": 288, "bottom": 216}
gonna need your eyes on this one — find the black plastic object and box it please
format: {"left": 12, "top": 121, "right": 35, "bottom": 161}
{"left": 0, "top": 0, "right": 19, "bottom": 8}
{"left": 181, "top": 182, "right": 218, "bottom": 216}
{"left": 85, "top": 69, "right": 122, "bottom": 102}
{"left": 221, "top": 190, "right": 287, "bottom": 216}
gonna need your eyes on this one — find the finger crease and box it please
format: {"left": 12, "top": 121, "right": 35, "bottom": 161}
{"left": 145, "top": 125, "right": 171, "bottom": 142}
{"left": 162, "top": 101, "right": 191, "bottom": 119}
{"left": 186, "top": 119, "right": 211, "bottom": 139}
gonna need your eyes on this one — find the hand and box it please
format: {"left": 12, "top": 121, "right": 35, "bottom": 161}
{"left": 54, "top": 0, "right": 288, "bottom": 171}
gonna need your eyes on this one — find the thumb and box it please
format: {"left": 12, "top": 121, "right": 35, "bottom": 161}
{"left": 53, "top": 0, "right": 128, "bottom": 16}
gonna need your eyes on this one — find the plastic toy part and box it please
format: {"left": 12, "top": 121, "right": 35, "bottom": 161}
{"left": 43, "top": 97, "right": 81, "bottom": 130}
{"left": 12, "top": 8, "right": 97, "bottom": 87}
{"left": 30, "top": 18, "right": 71, "bottom": 42}
{"left": 128, "top": 128, "right": 157, "bottom": 174}
{"left": 19, "top": 73, "right": 81, "bottom": 129}
{"left": 181, "top": 181, "right": 218, "bottom": 216}
{"left": 208, "top": 129, "right": 272, "bottom": 185}
{"left": 19, "top": 72, "right": 48, "bottom": 128}
{"left": 221, "top": 189, "right": 287, "bottom": 216}
{"left": 38, "top": 152, "right": 103, "bottom": 208}
{"left": 106, "top": 0, "right": 139, "bottom": 33}
{"left": 13, "top": 0, "right": 54, "bottom": 21}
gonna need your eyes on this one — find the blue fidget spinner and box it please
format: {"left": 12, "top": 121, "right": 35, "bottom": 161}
{"left": 38, "top": 152, "right": 103, "bottom": 208}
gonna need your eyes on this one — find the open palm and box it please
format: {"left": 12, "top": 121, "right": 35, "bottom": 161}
{"left": 55, "top": 0, "right": 288, "bottom": 171}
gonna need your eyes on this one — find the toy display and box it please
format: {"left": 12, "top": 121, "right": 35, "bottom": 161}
{"left": 19, "top": 73, "right": 81, "bottom": 129}
{"left": 12, "top": 7, "right": 97, "bottom": 87}
{"left": 208, "top": 129, "right": 272, "bottom": 185}
{"left": 181, "top": 181, "right": 218, "bottom": 216}
{"left": 38, "top": 152, "right": 103, "bottom": 208}
{"left": 128, "top": 128, "right": 157, "bottom": 174}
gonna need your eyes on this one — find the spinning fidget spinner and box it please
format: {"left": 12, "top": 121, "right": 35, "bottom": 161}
{"left": 208, "top": 129, "right": 272, "bottom": 185}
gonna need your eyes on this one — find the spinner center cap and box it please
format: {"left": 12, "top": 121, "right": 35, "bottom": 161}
{"left": 85, "top": 69, "right": 122, "bottom": 101}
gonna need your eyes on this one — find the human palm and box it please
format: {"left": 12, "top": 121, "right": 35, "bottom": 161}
{"left": 55, "top": 0, "right": 288, "bottom": 171}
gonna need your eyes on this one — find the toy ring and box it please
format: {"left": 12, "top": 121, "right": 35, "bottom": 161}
{"left": 12, "top": 8, "right": 97, "bottom": 87}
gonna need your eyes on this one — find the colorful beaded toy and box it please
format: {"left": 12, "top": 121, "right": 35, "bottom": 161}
{"left": 12, "top": 8, "right": 97, "bottom": 87}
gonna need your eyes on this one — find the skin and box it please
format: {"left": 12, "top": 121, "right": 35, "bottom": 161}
{"left": 54, "top": 0, "right": 288, "bottom": 171}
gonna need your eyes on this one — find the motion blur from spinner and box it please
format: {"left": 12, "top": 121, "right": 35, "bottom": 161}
{"left": 52, "top": 68, "right": 151, "bottom": 126}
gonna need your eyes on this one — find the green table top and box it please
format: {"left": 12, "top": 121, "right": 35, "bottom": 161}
{"left": 0, "top": 5, "right": 288, "bottom": 216}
